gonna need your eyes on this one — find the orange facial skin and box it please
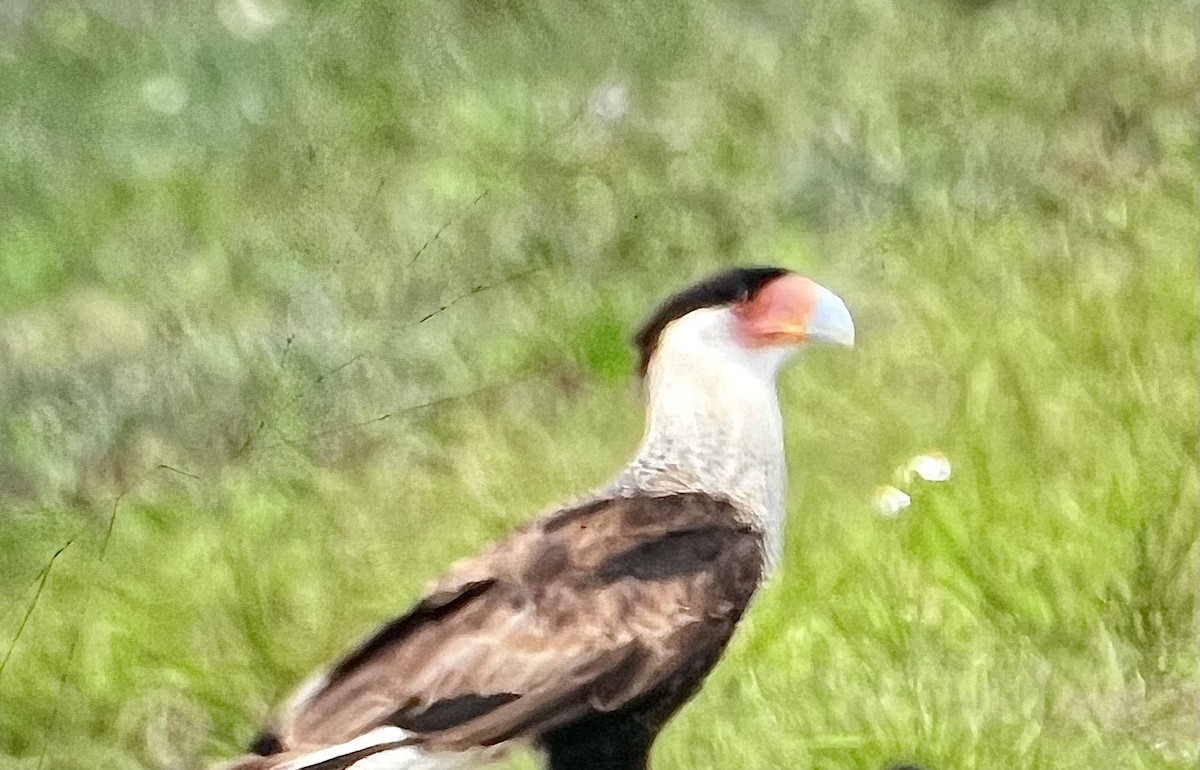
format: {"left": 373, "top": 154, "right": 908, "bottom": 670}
{"left": 734, "top": 274, "right": 820, "bottom": 347}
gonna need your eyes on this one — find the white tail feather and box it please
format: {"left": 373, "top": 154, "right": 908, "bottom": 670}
{"left": 276, "top": 727, "right": 481, "bottom": 770}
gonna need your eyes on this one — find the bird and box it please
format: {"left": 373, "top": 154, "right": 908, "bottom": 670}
{"left": 220, "top": 266, "right": 855, "bottom": 770}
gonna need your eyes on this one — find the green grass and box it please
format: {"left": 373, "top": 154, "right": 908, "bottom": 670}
{"left": 0, "top": 0, "right": 1196, "bottom": 768}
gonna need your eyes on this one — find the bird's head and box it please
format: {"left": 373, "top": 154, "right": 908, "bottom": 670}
{"left": 634, "top": 266, "right": 855, "bottom": 385}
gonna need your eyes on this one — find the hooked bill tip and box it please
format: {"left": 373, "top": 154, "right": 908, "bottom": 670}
{"left": 808, "top": 286, "right": 855, "bottom": 347}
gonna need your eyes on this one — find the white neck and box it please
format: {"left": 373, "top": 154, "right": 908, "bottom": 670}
{"left": 604, "top": 308, "right": 794, "bottom": 571}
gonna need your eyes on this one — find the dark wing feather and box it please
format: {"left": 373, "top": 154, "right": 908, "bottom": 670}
{"left": 268, "top": 493, "right": 764, "bottom": 754}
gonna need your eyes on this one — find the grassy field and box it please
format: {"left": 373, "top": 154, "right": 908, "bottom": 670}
{"left": 0, "top": 0, "right": 1196, "bottom": 768}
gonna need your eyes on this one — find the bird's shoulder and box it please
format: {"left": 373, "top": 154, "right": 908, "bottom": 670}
{"left": 429, "top": 490, "right": 764, "bottom": 594}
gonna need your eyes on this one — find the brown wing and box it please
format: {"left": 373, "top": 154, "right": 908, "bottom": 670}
{"left": 264, "top": 492, "right": 764, "bottom": 756}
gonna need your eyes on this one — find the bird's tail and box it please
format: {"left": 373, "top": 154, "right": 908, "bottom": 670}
{"left": 218, "top": 743, "right": 408, "bottom": 770}
{"left": 215, "top": 727, "right": 443, "bottom": 770}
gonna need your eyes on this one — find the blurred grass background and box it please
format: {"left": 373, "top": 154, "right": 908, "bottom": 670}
{"left": 0, "top": 0, "right": 1196, "bottom": 768}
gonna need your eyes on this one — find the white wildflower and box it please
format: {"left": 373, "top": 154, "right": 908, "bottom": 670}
{"left": 874, "top": 486, "right": 911, "bottom": 518}
{"left": 904, "top": 452, "right": 952, "bottom": 483}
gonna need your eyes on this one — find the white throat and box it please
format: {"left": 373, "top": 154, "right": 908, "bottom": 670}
{"left": 604, "top": 308, "right": 794, "bottom": 571}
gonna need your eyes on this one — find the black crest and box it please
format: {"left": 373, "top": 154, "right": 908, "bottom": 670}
{"left": 633, "top": 266, "right": 790, "bottom": 377}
